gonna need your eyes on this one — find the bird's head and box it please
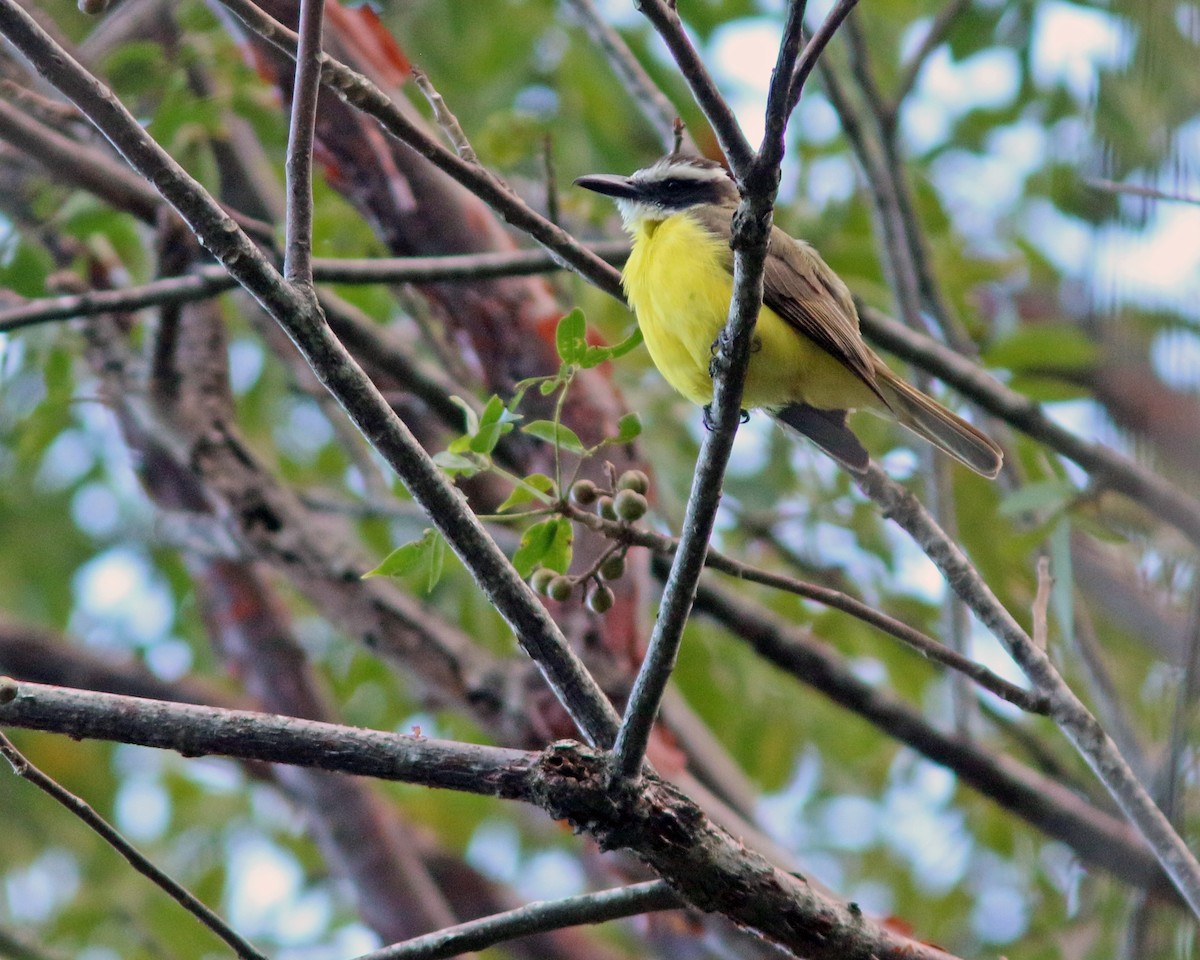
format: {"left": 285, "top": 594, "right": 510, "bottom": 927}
{"left": 575, "top": 154, "right": 737, "bottom": 228}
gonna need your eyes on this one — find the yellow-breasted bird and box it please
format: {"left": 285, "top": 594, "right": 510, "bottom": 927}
{"left": 575, "top": 154, "right": 1003, "bottom": 478}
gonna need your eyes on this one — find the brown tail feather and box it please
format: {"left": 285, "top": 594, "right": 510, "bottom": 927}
{"left": 875, "top": 366, "right": 1003, "bottom": 479}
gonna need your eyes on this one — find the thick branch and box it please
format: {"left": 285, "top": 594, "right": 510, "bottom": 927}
{"left": 0, "top": 679, "right": 963, "bottom": 960}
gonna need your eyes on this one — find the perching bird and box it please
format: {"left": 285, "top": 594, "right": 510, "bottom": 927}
{"left": 575, "top": 154, "right": 1002, "bottom": 478}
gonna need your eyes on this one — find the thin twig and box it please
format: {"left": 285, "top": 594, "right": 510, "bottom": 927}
{"left": 1086, "top": 177, "right": 1200, "bottom": 207}
{"left": 633, "top": 0, "right": 754, "bottom": 172}
{"left": 0, "top": 731, "right": 268, "bottom": 960}
{"left": 890, "top": 0, "right": 972, "bottom": 116}
{"left": 1032, "top": 556, "right": 1052, "bottom": 650}
{"left": 759, "top": 0, "right": 808, "bottom": 164}
{"left": 565, "top": 0, "right": 693, "bottom": 154}
{"left": 412, "top": 67, "right": 478, "bottom": 164}
{"left": 856, "top": 463, "right": 1200, "bottom": 920}
{"left": 354, "top": 881, "right": 682, "bottom": 960}
{"left": 0, "top": 243, "right": 631, "bottom": 334}
{"left": 788, "top": 0, "right": 860, "bottom": 114}
{"left": 283, "top": 0, "right": 325, "bottom": 285}
{"left": 565, "top": 503, "right": 1047, "bottom": 712}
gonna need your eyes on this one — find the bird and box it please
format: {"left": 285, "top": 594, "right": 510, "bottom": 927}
{"left": 575, "top": 153, "right": 1003, "bottom": 478}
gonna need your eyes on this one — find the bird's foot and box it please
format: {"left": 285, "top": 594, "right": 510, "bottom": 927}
{"left": 701, "top": 405, "right": 750, "bottom": 430}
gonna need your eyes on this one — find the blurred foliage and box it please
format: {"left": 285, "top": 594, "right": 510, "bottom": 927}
{"left": 0, "top": 0, "right": 1197, "bottom": 958}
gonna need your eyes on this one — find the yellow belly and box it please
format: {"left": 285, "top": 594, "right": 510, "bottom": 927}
{"left": 621, "top": 213, "right": 874, "bottom": 411}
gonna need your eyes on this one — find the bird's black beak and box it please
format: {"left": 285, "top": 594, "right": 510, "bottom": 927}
{"left": 574, "top": 173, "right": 641, "bottom": 200}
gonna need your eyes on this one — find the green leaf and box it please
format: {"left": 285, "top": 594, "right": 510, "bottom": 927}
{"left": 364, "top": 529, "right": 447, "bottom": 593}
{"left": 433, "top": 450, "right": 484, "bottom": 477}
{"left": 496, "top": 473, "right": 557, "bottom": 512}
{"left": 578, "top": 328, "right": 644, "bottom": 368}
{"left": 449, "top": 395, "right": 479, "bottom": 436}
{"left": 998, "top": 480, "right": 1077, "bottom": 518}
{"left": 522, "top": 420, "right": 586, "bottom": 454}
{"left": 469, "top": 395, "right": 515, "bottom": 454}
{"left": 555, "top": 308, "right": 588, "bottom": 366}
{"left": 512, "top": 517, "right": 573, "bottom": 577}
{"left": 613, "top": 413, "right": 642, "bottom": 444}
{"left": 364, "top": 529, "right": 435, "bottom": 585}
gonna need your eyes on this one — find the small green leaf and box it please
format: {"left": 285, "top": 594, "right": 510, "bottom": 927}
{"left": 522, "top": 420, "right": 586, "bottom": 454}
{"left": 577, "top": 328, "right": 644, "bottom": 369}
{"left": 497, "top": 473, "right": 557, "bottom": 512}
{"left": 555, "top": 308, "right": 588, "bottom": 366}
{"left": 469, "top": 395, "right": 515, "bottom": 454}
{"left": 613, "top": 413, "right": 642, "bottom": 444}
{"left": 512, "top": 516, "right": 573, "bottom": 576}
{"left": 449, "top": 395, "right": 479, "bottom": 436}
{"left": 433, "top": 450, "right": 484, "bottom": 477}
{"left": 364, "top": 529, "right": 436, "bottom": 579}
{"left": 607, "top": 327, "right": 643, "bottom": 360}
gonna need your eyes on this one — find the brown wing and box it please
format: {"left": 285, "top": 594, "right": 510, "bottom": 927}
{"left": 691, "top": 207, "right": 885, "bottom": 406}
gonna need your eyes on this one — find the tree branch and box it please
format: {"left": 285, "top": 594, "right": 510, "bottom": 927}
{"left": 685, "top": 570, "right": 1181, "bottom": 901}
{"left": 0, "top": 0, "right": 620, "bottom": 747}
{"left": 565, "top": 503, "right": 1047, "bottom": 712}
{"left": 0, "top": 244, "right": 630, "bottom": 334}
{"left": 565, "top": 0, "right": 693, "bottom": 154}
{"left": 283, "top": 0, "right": 325, "bottom": 284}
{"left": 355, "top": 882, "right": 682, "bottom": 960}
{"left": 858, "top": 303, "right": 1200, "bottom": 545}
{"left": 856, "top": 464, "right": 1200, "bottom": 920}
{"left": 633, "top": 0, "right": 754, "bottom": 171}
{"left": 0, "top": 678, "right": 965, "bottom": 960}
{"left": 0, "top": 730, "right": 267, "bottom": 960}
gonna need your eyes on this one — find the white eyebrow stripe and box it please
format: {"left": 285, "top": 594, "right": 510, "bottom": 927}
{"left": 634, "top": 161, "right": 730, "bottom": 184}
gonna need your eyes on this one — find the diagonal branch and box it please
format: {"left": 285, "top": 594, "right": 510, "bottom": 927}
{"left": 856, "top": 464, "right": 1200, "bottom": 920}
{"left": 355, "top": 881, "right": 682, "bottom": 960}
{"left": 565, "top": 0, "right": 693, "bottom": 154}
{"left": 0, "top": 0, "right": 620, "bottom": 747}
{"left": 633, "top": 0, "right": 754, "bottom": 172}
{"left": 858, "top": 303, "right": 1200, "bottom": 545}
{"left": 788, "top": 0, "right": 858, "bottom": 114}
{"left": 0, "top": 731, "right": 267, "bottom": 960}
